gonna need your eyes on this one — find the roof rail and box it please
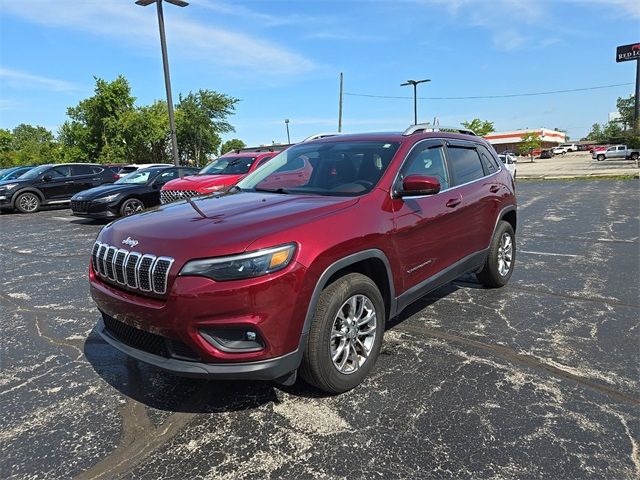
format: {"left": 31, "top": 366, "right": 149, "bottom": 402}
{"left": 302, "top": 133, "right": 341, "bottom": 142}
{"left": 234, "top": 144, "right": 292, "bottom": 154}
{"left": 402, "top": 124, "right": 477, "bottom": 136}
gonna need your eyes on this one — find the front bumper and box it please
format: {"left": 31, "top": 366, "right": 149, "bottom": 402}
{"left": 90, "top": 260, "right": 311, "bottom": 378}
{"left": 98, "top": 317, "right": 304, "bottom": 380}
{"left": 71, "top": 199, "right": 118, "bottom": 218}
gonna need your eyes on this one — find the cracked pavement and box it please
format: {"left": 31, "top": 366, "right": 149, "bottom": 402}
{"left": 1, "top": 180, "right": 638, "bottom": 479}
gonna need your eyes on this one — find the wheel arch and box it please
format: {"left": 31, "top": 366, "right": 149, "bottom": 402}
{"left": 11, "top": 188, "right": 44, "bottom": 207}
{"left": 301, "top": 250, "right": 396, "bottom": 338}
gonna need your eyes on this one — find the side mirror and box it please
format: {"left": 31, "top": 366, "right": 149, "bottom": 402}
{"left": 42, "top": 174, "right": 52, "bottom": 182}
{"left": 396, "top": 175, "right": 441, "bottom": 197}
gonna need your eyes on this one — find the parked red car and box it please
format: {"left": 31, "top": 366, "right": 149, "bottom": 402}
{"left": 90, "top": 127, "right": 517, "bottom": 393}
{"left": 160, "top": 148, "right": 286, "bottom": 204}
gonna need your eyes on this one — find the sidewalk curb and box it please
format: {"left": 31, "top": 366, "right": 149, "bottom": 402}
{"left": 519, "top": 173, "right": 639, "bottom": 181}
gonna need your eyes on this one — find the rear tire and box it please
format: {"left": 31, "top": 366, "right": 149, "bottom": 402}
{"left": 477, "top": 221, "right": 516, "bottom": 288}
{"left": 300, "top": 273, "right": 385, "bottom": 394}
{"left": 14, "top": 192, "right": 40, "bottom": 214}
{"left": 631, "top": 152, "right": 639, "bottom": 160}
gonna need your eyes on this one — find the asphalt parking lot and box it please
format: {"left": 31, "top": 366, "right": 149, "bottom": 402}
{"left": 1, "top": 179, "right": 639, "bottom": 479}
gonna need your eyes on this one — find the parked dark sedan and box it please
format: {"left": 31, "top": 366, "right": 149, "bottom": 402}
{"left": 70, "top": 166, "right": 198, "bottom": 218}
{"left": 539, "top": 149, "right": 554, "bottom": 159}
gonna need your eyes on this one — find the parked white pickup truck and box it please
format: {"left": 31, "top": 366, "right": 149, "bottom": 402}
{"left": 592, "top": 145, "right": 639, "bottom": 161}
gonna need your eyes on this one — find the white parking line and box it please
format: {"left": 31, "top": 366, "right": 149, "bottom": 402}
{"left": 520, "top": 250, "right": 580, "bottom": 258}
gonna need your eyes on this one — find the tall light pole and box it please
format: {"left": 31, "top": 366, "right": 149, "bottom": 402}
{"left": 284, "top": 119, "right": 291, "bottom": 144}
{"left": 400, "top": 79, "right": 430, "bottom": 125}
{"left": 135, "top": 0, "right": 188, "bottom": 166}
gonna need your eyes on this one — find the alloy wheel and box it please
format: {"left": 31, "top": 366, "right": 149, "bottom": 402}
{"left": 497, "top": 232, "right": 513, "bottom": 277}
{"left": 122, "top": 199, "right": 144, "bottom": 216}
{"left": 18, "top": 193, "right": 39, "bottom": 213}
{"left": 330, "top": 294, "right": 377, "bottom": 374}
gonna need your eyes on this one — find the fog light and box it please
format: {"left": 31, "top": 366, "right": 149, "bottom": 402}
{"left": 199, "top": 328, "right": 264, "bottom": 353}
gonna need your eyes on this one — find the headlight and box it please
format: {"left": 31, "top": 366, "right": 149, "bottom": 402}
{"left": 180, "top": 243, "right": 296, "bottom": 281}
{"left": 0, "top": 183, "right": 18, "bottom": 190}
{"left": 95, "top": 194, "right": 120, "bottom": 203}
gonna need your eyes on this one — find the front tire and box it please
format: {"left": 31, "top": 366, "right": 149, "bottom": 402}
{"left": 119, "top": 198, "right": 144, "bottom": 217}
{"left": 597, "top": 154, "right": 605, "bottom": 161}
{"left": 14, "top": 192, "right": 40, "bottom": 213}
{"left": 477, "top": 221, "right": 516, "bottom": 288}
{"left": 300, "top": 273, "right": 385, "bottom": 394}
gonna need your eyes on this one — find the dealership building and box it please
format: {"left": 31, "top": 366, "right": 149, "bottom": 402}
{"left": 484, "top": 128, "right": 567, "bottom": 153}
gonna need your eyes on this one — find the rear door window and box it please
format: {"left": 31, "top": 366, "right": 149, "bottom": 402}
{"left": 447, "top": 146, "right": 485, "bottom": 185}
{"left": 49, "top": 166, "right": 72, "bottom": 179}
{"left": 72, "top": 164, "right": 95, "bottom": 176}
{"left": 477, "top": 145, "right": 500, "bottom": 175}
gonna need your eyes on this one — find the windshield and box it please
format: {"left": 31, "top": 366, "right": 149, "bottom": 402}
{"left": 199, "top": 156, "right": 256, "bottom": 175}
{"left": 116, "top": 168, "right": 162, "bottom": 184}
{"left": 236, "top": 140, "right": 400, "bottom": 196}
{"left": 17, "top": 165, "right": 51, "bottom": 180}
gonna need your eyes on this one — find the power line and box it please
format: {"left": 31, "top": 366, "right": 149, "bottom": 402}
{"left": 344, "top": 82, "right": 634, "bottom": 101}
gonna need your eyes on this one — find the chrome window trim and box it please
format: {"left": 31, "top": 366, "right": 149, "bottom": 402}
{"left": 390, "top": 138, "right": 503, "bottom": 200}
{"left": 151, "top": 257, "right": 174, "bottom": 294}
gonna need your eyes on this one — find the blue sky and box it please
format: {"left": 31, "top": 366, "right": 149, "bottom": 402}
{"left": 0, "top": 0, "right": 638, "bottom": 146}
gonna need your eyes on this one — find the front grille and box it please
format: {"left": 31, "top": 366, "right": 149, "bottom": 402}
{"left": 160, "top": 190, "right": 200, "bottom": 204}
{"left": 71, "top": 200, "right": 92, "bottom": 212}
{"left": 102, "top": 314, "right": 200, "bottom": 360}
{"left": 92, "top": 241, "right": 174, "bottom": 295}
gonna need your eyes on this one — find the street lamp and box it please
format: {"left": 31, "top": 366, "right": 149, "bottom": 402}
{"left": 400, "top": 79, "right": 430, "bottom": 125}
{"left": 135, "top": 0, "right": 188, "bottom": 166}
{"left": 284, "top": 119, "right": 291, "bottom": 144}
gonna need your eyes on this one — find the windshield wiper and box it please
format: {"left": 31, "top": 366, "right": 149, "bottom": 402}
{"left": 253, "top": 187, "right": 289, "bottom": 194}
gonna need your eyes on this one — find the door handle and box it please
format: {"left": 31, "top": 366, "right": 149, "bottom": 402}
{"left": 446, "top": 198, "right": 461, "bottom": 208}
{"left": 489, "top": 185, "right": 500, "bottom": 193}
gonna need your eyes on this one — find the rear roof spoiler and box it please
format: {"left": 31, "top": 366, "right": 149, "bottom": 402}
{"left": 402, "top": 124, "right": 477, "bottom": 136}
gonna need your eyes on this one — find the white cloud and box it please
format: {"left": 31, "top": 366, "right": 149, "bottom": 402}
{"left": 1, "top": 0, "right": 316, "bottom": 76}
{"left": 0, "top": 68, "right": 79, "bottom": 92}
{"left": 197, "top": 0, "right": 322, "bottom": 27}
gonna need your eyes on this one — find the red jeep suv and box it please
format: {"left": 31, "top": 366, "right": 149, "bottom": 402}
{"left": 159, "top": 147, "right": 286, "bottom": 204}
{"left": 89, "top": 126, "right": 517, "bottom": 393}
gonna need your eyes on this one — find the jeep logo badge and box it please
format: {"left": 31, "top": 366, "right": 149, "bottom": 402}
{"left": 122, "top": 237, "right": 139, "bottom": 248}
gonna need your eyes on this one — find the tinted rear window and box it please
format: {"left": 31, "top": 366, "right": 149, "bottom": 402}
{"left": 447, "top": 146, "right": 485, "bottom": 185}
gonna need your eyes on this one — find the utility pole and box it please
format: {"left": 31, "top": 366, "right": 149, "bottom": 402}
{"left": 338, "top": 72, "right": 344, "bottom": 133}
{"left": 136, "top": 0, "right": 188, "bottom": 166}
{"left": 400, "top": 79, "right": 430, "bottom": 125}
{"left": 284, "top": 119, "right": 291, "bottom": 144}
{"left": 635, "top": 58, "right": 639, "bottom": 135}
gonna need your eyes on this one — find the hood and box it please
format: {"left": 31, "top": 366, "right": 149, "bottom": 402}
{"left": 98, "top": 192, "right": 358, "bottom": 262}
{"left": 73, "top": 183, "right": 141, "bottom": 200}
{"left": 0, "top": 177, "right": 30, "bottom": 187}
{"left": 162, "top": 174, "right": 242, "bottom": 193}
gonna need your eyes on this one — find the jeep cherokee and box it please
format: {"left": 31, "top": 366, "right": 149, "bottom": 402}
{"left": 89, "top": 126, "right": 517, "bottom": 393}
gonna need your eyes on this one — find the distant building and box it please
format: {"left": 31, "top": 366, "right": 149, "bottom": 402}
{"left": 484, "top": 128, "right": 566, "bottom": 153}
{"left": 608, "top": 111, "right": 622, "bottom": 123}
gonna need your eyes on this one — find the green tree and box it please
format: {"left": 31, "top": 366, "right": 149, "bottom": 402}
{"left": 220, "top": 138, "right": 246, "bottom": 155}
{"left": 518, "top": 132, "right": 541, "bottom": 160}
{"left": 0, "top": 129, "right": 14, "bottom": 167}
{"left": 616, "top": 95, "right": 635, "bottom": 129}
{"left": 603, "top": 121, "right": 623, "bottom": 139}
{"left": 461, "top": 118, "right": 495, "bottom": 136}
{"left": 60, "top": 75, "right": 136, "bottom": 163}
{"left": 585, "top": 123, "right": 604, "bottom": 142}
{"left": 176, "top": 90, "right": 239, "bottom": 166}
{"left": 10, "top": 124, "right": 58, "bottom": 165}
{"left": 120, "top": 101, "right": 171, "bottom": 164}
